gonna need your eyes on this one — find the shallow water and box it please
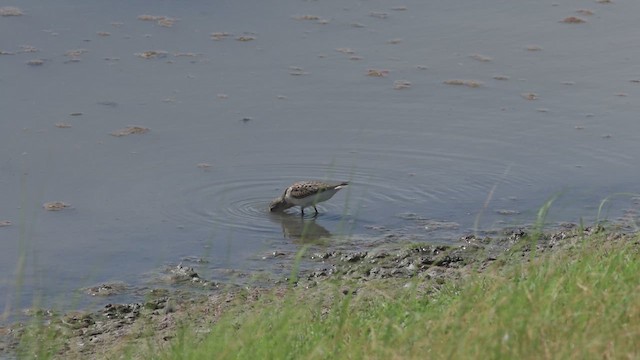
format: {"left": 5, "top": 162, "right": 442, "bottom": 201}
{"left": 1, "top": 0, "right": 639, "bottom": 320}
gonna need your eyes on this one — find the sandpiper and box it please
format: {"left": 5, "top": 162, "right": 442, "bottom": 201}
{"left": 269, "top": 180, "right": 349, "bottom": 215}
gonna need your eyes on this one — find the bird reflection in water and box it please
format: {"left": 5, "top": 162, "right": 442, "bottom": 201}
{"left": 268, "top": 211, "right": 332, "bottom": 244}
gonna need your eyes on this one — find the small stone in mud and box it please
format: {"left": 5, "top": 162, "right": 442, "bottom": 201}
{"left": 62, "top": 311, "right": 95, "bottom": 329}
{"left": 110, "top": 126, "right": 149, "bottom": 137}
{"left": 43, "top": 201, "right": 71, "bottom": 211}
{"left": 241, "top": 117, "right": 253, "bottom": 123}
{"left": 0, "top": 220, "right": 11, "bottom": 227}
{"left": 0, "top": 6, "right": 23, "bottom": 16}
{"left": 84, "top": 282, "right": 127, "bottom": 297}
{"left": 340, "top": 252, "right": 367, "bottom": 262}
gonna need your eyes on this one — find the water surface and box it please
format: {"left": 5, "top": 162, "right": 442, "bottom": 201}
{"left": 1, "top": 0, "right": 639, "bottom": 320}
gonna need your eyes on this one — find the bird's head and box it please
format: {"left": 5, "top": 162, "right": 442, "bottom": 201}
{"left": 269, "top": 197, "right": 294, "bottom": 212}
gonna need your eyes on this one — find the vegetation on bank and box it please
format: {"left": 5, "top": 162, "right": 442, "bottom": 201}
{"left": 159, "top": 231, "right": 639, "bottom": 360}
{"left": 9, "top": 230, "right": 640, "bottom": 359}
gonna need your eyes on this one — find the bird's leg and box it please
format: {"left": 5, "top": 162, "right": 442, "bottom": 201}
{"left": 300, "top": 207, "right": 305, "bottom": 216}
{"left": 313, "top": 205, "right": 318, "bottom": 214}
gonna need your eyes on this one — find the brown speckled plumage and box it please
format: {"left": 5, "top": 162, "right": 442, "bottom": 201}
{"left": 269, "top": 180, "right": 349, "bottom": 215}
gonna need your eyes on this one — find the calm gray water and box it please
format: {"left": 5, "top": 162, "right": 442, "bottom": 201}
{"left": 1, "top": 0, "right": 639, "bottom": 320}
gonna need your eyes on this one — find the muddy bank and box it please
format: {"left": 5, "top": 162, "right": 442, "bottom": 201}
{"left": 1, "top": 225, "right": 635, "bottom": 359}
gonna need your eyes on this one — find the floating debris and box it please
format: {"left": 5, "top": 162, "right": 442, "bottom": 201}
{"left": 416, "top": 65, "right": 428, "bottom": 70}
{"left": 65, "top": 49, "right": 88, "bottom": 60}
{"left": 137, "top": 14, "right": 176, "bottom": 27}
{"left": 217, "top": 94, "right": 228, "bottom": 99}
{"left": 157, "top": 18, "right": 176, "bottom": 27}
{"left": 536, "top": 108, "right": 550, "bottom": 113}
{"left": 349, "top": 55, "right": 363, "bottom": 61}
{"left": 196, "top": 163, "right": 212, "bottom": 169}
{"left": 335, "top": 47, "right": 355, "bottom": 55}
{"left": 393, "top": 80, "right": 411, "bottom": 90}
{"left": 614, "top": 92, "right": 628, "bottom": 97}
{"left": 110, "top": 22, "right": 123, "bottom": 27}
{"left": 470, "top": 53, "right": 492, "bottom": 62}
{"left": 135, "top": 50, "right": 168, "bottom": 59}
{"left": 602, "top": 134, "right": 612, "bottom": 139}
{"left": 26, "top": 59, "right": 44, "bottom": 66}
{"left": 575, "top": 125, "right": 585, "bottom": 130}
{"left": 55, "top": 122, "right": 72, "bottom": 128}
{"left": 443, "top": 79, "right": 483, "bottom": 88}
{"left": 496, "top": 209, "right": 520, "bottom": 216}
{"left": 0, "top": 50, "right": 15, "bottom": 55}
{"left": 576, "top": 9, "right": 595, "bottom": 15}
{"left": 43, "top": 201, "right": 71, "bottom": 211}
{"left": 288, "top": 66, "right": 309, "bottom": 76}
{"left": 629, "top": 79, "right": 640, "bottom": 83}
{"left": 596, "top": 0, "right": 612, "bottom": 3}
{"left": 0, "top": 220, "right": 11, "bottom": 227}
{"left": 97, "top": 31, "right": 111, "bottom": 37}
{"left": 110, "top": 126, "right": 150, "bottom": 137}
{"left": 493, "top": 75, "right": 510, "bottom": 80}
{"left": 526, "top": 45, "right": 543, "bottom": 51}
{"left": 0, "top": 6, "right": 23, "bottom": 16}
{"left": 292, "top": 15, "right": 320, "bottom": 20}
{"left": 369, "top": 11, "right": 388, "bottom": 19}
{"left": 173, "top": 52, "right": 199, "bottom": 57}
{"left": 277, "top": 95, "right": 287, "bottom": 100}
{"left": 390, "top": 6, "right": 408, "bottom": 11}
{"left": 562, "top": 81, "right": 576, "bottom": 85}
{"left": 97, "top": 101, "right": 118, "bottom": 107}
{"left": 70, "top": 112, "right": 83, "bottom": 116}
{"left": 560, "top": 16, "right": 586, "bottom": 23}
{"left": 387, "top": 38, "right": 403, "bottom": 44}
{"left": 351, "top": 23, "right": 366, "bottom": 28}
{"left": 19, "top": 45, "right": 38, "bottom": 53}
{"left": 210, "top": 32, "right": 232, "bottom": 41}
{"left": 235, "top": 35, "right": 255, "bottom": 42}
{"left": 521, "top": 92, "right": 539, "bottom": 100}
{"left": 366, "top": 69, "right": 389, "bottom": 77}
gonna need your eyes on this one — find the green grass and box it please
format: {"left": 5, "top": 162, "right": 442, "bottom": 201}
{"left": 154, "top": 233, "right": 640, "bottom": 360}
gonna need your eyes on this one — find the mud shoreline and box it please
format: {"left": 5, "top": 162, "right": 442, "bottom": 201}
{"left": 1, "top": 223, "right": 636, "bottom": 359}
